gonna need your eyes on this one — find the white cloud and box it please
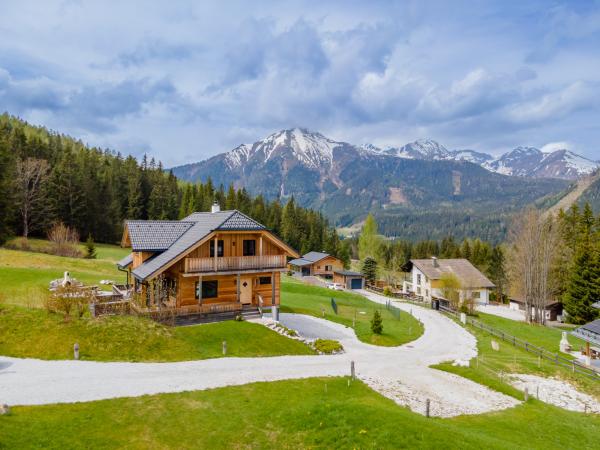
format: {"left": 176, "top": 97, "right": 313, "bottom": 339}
{"left": 540, "top": 141, "right": 573, "bottom": 153}
{"left": 0, "top": 0, "right": 600, "bottom": 163}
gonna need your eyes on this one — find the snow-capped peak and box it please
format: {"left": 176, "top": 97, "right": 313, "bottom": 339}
{"left": 224, "top": 143, "right": 252, "bottom": 169}
{"left": 383, "top": 139, "right": 450, "bottom": 160}
{"left": 219, "top": 128, "right": 597, "bottom": 180}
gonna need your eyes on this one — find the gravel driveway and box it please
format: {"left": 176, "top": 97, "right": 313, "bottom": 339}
{"left": 0, "top": 291, "right": 518, "bottom": 417}
{"left": 477, "top": 304, "right": 525, "bottom": 322}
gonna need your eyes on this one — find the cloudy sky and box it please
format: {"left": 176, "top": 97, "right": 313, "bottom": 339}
{"left": 1, "top": 0, "right": 599, "bottom": 166}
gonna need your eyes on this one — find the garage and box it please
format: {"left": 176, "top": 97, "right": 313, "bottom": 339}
{"left": 350, "top": 278, "right": 363, "bottom": 289}
{"left": 333, "top": 269, "right": 365, "bottom": 290}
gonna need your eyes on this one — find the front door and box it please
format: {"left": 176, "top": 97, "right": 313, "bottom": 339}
{"left": 240, "top": 277, "right": 252, "bottom": 304}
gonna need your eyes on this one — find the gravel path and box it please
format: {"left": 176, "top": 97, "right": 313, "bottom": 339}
{"left": 476, "top": 304, "right": 525, "bottom": 322}
{"left": 0, "top": 291, "right": 519, "bottom": 417}
{"left": 508, "top": 374, "right": 600, "bottom": 413}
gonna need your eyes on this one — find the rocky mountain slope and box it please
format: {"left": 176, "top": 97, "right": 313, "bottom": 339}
{"left": 172, "top": 128, "right": 570, "bottom": 235}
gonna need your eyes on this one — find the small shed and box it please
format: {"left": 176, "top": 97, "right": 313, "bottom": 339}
{"left": 333, "top": 270, "right": 365, "bottom": 290}
{"left": 509, "top": 298, "right": 563, "bottom": 321}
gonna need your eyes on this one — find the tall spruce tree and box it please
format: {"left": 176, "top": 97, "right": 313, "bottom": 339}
{"left": 361, "top": 257, "right": 378, "bottom": 283}
{"left": 0, "top": 136, "right": 14, "bottom": 244}
{"left": 563, "top": 240, "right": 600, "bottom": 324}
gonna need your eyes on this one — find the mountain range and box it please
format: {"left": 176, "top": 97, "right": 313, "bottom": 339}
{"left": 362, "top": 139, "right": 598, "bottom": 180}
{"left": 171, "top": 128, "right": 580, "bottom": 240}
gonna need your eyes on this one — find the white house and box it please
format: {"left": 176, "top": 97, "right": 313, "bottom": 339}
{"left": 403, "top": 257, "right": 494, "bottom": 305}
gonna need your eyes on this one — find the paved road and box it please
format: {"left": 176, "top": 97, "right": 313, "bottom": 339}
{"left": 0, "top": 291, "right": 518, "bottom": 417}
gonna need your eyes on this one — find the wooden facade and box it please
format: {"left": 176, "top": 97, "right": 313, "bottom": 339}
{"left": 124, "top": 228, "right": 293, "bottom": 314}
{"left": 311, "top": 255, "right": 344, "bottom": 277}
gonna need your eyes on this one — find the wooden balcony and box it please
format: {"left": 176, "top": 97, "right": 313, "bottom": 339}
{"left": 184, "top": 254, "right": 287, "bottom": 274}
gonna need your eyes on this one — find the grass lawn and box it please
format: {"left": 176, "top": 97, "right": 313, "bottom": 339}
{"left": 475, "top": 312, "right": 587, "bottom": 356}
{"left": 280, "top": 276, "right": 423, "bottom": 346}
{"left": 1, "top": 377, "right": 599, "bottom": 449}
{"left": 0, "top": 244, "right": 128, "bottom": 307}
{"left": 0, "top": 304, "right": 314, "bottom": 362}
{"left": 436, "top": 318, "right": 600, "bottom": 399}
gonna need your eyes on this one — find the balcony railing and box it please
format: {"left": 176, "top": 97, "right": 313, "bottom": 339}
{"left": 184, "top": 254, "right": 287, "bottom": 273}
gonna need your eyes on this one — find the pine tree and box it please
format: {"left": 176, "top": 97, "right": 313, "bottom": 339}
{"left": 0, "top": 136, "right": 14, "bottom": 244}
{"left": 370, "top": 310, "right": 383, "bottom": 334}
{"left": 460, "top": 239, "right": 472, "bottom": 260}
{"left": 361, "top": 257, "right": 378, "bottom": 283}
{"left": 488, "top": 245, "right": 507, "bottom": 302}
{"left": 563, "top": 240, "right": 600, "bottom": 324}
{"left": 85, "top": 234, "right": 97, "bottom": 259}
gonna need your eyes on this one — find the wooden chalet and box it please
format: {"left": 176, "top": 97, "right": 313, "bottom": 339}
{"left": 288, "top": 251, "right": 343, "bottom": 278}
{"left": 117, "top": 204, "right": 299, "bottom": 322}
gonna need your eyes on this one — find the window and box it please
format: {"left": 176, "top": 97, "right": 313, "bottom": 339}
{"left": 259, "top": 276, "right": 272, "bottom": 285}
{"left": 195, "top": 280, "right": 218, "bottom": 299}
{"left": 416, "top": 274, "right": 422, "bottom": 285}
{"left": 472, "top": 291, "right": 480, "bottom": 299}
{"left": 325, "top": 265, "right": 332, "bottom": 271}
{"left": 243, "top": 239, "right": 256, "bottom": 256}
{"left": 417, "top": 287, "right": 421, "bottom": 295}
{"left": 210, "top": 240, "right": 224, "bottom": 257}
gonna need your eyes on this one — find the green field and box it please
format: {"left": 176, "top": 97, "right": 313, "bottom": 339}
{"left": 437, "top": 316, "right": 600, "bottom": 399}
{"left": 474, "top": 312, "right": 587, "bottom": 355}
{"left": 1, "top": 377, "right": 599, "bottom": 449}
{"left": 280, "top": 276, "right": 424, "bottom": 346}
{"left": 0, "top": 244, "right": 128, "bottom": 307}
{"left": 0, "top": 304, "right": 314, "bottom": 361}
{"left": 0, "top": 242, "right": 315, "bottom": 361}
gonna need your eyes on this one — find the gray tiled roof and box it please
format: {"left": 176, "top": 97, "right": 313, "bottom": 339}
{"left": 131, "top": 211, "right": 234, "bottom": 281}
{"left": 126, "top": 221, "right": 194, "bottom": 251}
{"left": 333, "top": 269, "right": 363, "bottom": 277}
{"left": 117, "top": 253, "right": 133, "bottom": 268}
{"left": 289, "top": 257, "right": 313, "bottom": 267}
{"left": 217, "top": 211, "right": 265, "bottom": 230}
{"left": 302, "top": 251, "right": 331, "bottom": 263}
{"left": 411, "top": 258, "right": 495, "bottom": 288}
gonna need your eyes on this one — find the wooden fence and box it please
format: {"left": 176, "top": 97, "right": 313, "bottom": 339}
{"left": 439, "top": 305, "right": 600, "bottom": 381}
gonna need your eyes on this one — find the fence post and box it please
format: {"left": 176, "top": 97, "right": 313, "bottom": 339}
{"left": 73, "top": 343, "right": 79, "bottom": 360}
{"left": 524, "top": 387, "right": 529, "bottom": 401}
{"left": 222, "top": 340, "right": 227, "bottom": 355}
{"left": 425, "top": 399, "right": 430, "bottom": 418}
{"left": 351, "top": 361, "right": 355, "bottom": 380}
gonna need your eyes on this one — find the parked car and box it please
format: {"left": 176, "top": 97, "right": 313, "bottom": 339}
{"left": 328, "top": 283, "right": 344, "bottom": 291}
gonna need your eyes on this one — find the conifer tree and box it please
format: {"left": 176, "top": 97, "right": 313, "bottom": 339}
{"left": 488, "top": 245, "right": 507, "bottom": 302}
{"left": 0, "top": 136, "right": 14, "bottom": 244}
{"left": 85, "top": 234, "right": 97, "bottom": 259}
{"left": 361, "top": 256, "right": 378, "bottom": 283}
{"left": 371, "top": 310, "right": 383, "bottom": 334}
{"left": 563, "top": 240, "right": 600, "bottom": 324}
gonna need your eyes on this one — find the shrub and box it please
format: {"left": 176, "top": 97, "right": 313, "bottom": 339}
{"left": 371, "top": 310, "right": 383, "bottom": 334}
{"left": 47, "top": 286, "right": 92, "bottom": 319}
{"left": 383, "top": 286, "right": 393, "bottom": 297}
{"left": 47, "top": 222, "right": 82, "bottom": 258}
{"left": 235, "top": 314, "right": 244, "bottom": 321}
{"left": 4, "top": 237, "right": 31, "bottom": 252}
{"left": 313, "top": 339, "right": 343, "bottom": 354}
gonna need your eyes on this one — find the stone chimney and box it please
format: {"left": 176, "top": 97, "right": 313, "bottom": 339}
{"left": 211, "top": 202, "right": 221, "bottom": 213}
{"left": 432, "top": 256, "right": 439, "bottom": 268}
